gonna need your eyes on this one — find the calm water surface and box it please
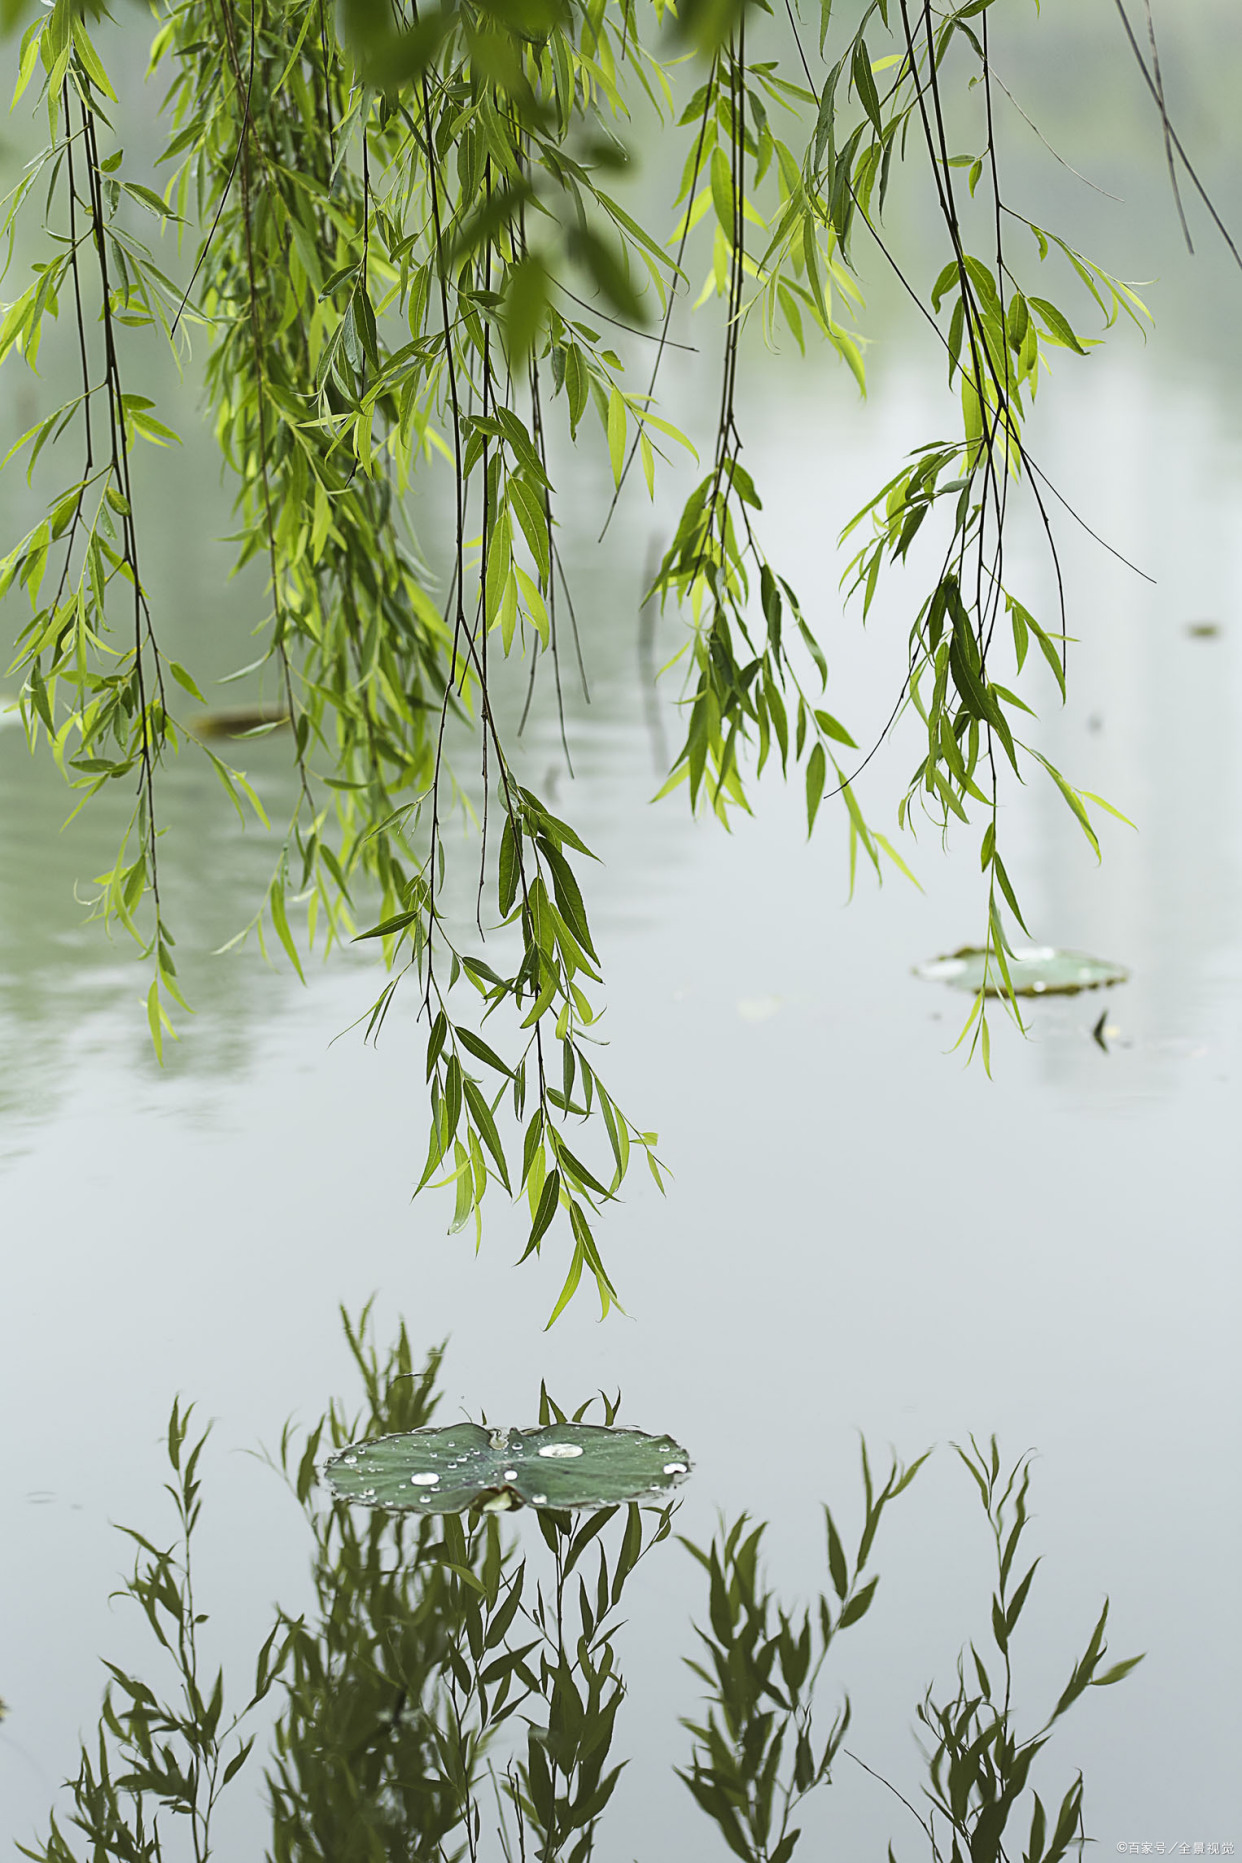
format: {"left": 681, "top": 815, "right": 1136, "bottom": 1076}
{"left": 2, "top": 6, "right": 1240, "bottom": 1855}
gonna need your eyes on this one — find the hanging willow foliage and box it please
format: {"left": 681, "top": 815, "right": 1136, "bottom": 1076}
{"left": 0, "top": 0, "right": 1191, "bottom": 1317}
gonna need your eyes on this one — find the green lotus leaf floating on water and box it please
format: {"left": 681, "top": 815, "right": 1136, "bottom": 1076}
{"left": 915, "top": 945, "right": 1129, "bottom": 997}
{"left": 321, "top": 1421, "right": 692, "bottom": 1514}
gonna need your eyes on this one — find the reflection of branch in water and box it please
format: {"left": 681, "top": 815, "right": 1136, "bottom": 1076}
{"left": 24, "top": 1317, "right": 1142, "bottom": 1863}
{"left": 678, "top": 1444, "right": 927, "bottom": 1862}
{"left": 845, "top": 1747, "right": 936, "bottom": 1849}
{"left": 840, "top": 1439, "right": 1143, "bottom": 1863}
{"left": 638, "top": 533, "right": 670, "bottom": 778}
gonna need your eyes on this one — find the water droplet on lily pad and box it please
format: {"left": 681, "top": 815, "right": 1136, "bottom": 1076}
{"left": 322, "top": 1420, "right": 691, "bottom": 1514}
{"left": 915, "top": 945, "right": 1128, "bottom": 998}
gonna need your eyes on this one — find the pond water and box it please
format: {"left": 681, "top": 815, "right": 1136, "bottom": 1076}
{"left": 2, "top": 4, "right": 1240, "bottom": 1858}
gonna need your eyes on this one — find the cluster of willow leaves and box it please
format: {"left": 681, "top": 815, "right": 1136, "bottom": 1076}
{"left": 18, "top": 1311, "right": 1142, "bottom": 1863}
{"left": 0, "top": 0, "right": 1176, "bottom": 1317}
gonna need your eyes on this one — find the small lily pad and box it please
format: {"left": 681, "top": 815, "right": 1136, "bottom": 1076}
{"left": 915, "top": 945, "right": 1129, "bottom": 998}
{"left": 321, "top": 1421, "right": 692, "bottom": 1515}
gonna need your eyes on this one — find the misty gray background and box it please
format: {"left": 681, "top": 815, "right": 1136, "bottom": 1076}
{"left": 2, "top": 0, "right": 1240, "bottom": 1855}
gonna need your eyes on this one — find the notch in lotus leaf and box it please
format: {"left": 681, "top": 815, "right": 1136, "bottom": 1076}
{"left": 322, "top": 1420, "right": 691, "bottom": 1514}
{"left": 916, "top": 945, "right": 1129, "bottom": 997}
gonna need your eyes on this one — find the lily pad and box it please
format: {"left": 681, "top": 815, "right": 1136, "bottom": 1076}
{"left": 321, "top": 1421, "right": 692, "bottom": 1514}
{"left": 915, "top": 945, "right": 1129, "bottom": 997}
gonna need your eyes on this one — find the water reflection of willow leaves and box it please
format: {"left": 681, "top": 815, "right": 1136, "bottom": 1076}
{"left": 0, "top": 740, "right": 315, "bottom": 1114}
{"left": 23, "top": 1314, "right": 1142, "bottom": 1863}
{"left": 677, "top": 1448, "right": 927, "bottom": 1863}
{"left": 3, "top": 0, "right": 1209, "bottom": 1315}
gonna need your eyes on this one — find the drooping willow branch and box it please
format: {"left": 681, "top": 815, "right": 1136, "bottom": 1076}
{"left": 2, "top": 0, "right": 1179, "bottom": 1311}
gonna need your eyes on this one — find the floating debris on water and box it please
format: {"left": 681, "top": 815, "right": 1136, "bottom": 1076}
{"left": 188, "top": 703, "right": 291, "bottom": 739}
{"left": 737, "top": 995, "right": 783, "bottom": 1023}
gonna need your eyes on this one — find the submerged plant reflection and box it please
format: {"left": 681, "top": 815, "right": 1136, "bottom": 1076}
{"left": 20, "top": 1313, "right": 1141, "bottom": 1863}
{"left": 268, "top": 1310, "right": 677, "bottom": 1863}
{"left": 678, "top": 1441, "right": 929, "bottom": 1863}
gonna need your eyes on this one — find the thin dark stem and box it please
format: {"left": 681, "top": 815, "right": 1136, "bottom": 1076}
{"left": 844, "top": 1749, "right": 941, "bottom": 1856}
{"left": 80, "top": 100, "right": 164, "bottom": 919}
{"left": 477, "top": 150, "right": 493, "bottom": 938}
{"left": 216, "top": 0, "right": 314, "bottom": 823}
{"left": 418, "top": 72, "right": 549, "bottom": 1107}
{"left": 169, "top": 85, "right": 251, "bottom": 338}
{"left": 318, "top": 0, "right": 338, "bottom": 170}
{"left": 51, "top": 105, "right": 95, "bottom": 616}
{"left": 1112, "top": 0, "right": 1242, "bottom": 271}
{"left": 1143, "top": 0, "right": 1192, "bottom": 252}
{"left": 597, "top": 56, "right": 717, "bottom": 543}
